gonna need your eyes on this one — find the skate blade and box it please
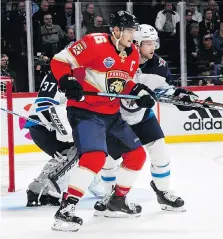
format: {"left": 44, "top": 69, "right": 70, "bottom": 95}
{"left": 104, "top": 210, "right": 141, "bottom": 218}
{"left": 94, "top": 210, "right": 107, "bottom": 217}
{"left": 51, "top": 219, "right": 81, "bottom": 232}
{"left": 161, "top": 205, "right": 186, "bottom": 212}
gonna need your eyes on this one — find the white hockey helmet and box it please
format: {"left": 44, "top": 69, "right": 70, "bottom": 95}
{"left": 134, "top": 24, "right": 160, "bottom": 49}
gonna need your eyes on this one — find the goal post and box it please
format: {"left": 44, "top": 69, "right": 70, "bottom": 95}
{"left": 0, "top": 76, "right": 15, "bottom": 192}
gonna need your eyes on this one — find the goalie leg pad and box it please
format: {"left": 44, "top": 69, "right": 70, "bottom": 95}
{"left": 27, "top": 146, "right": 79, "bottom": 206}
{"left": 145, "top": 138, "right": 171, "bottom": 191}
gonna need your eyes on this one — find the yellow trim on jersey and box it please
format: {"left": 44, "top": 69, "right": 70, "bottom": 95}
{"left": 85, "top": 77, "right": 104, "bottom": 92}
{"left": 90, "top": 68, "right": 107, "bottom": 75}
{"left": 53, "top": 56, "right": 69, "bottom": 64}
{"left": 67, "top": 50, "right": 80, "bottom": 68}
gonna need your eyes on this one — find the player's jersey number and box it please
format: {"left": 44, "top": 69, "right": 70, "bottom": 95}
{"left": 91, "top": 33, "right": 107, "bottom": 44}
{"left": 40, "top": 75, "right": 57, "bottom": 92}
{"left": 41, "top": 82, "right": 56, "bottom": 92}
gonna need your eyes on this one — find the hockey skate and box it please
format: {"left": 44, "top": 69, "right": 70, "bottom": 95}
{"left": 94, "top": 194, "right": 111, "bottom": 217}
{"left": 105, "top": 193, "right": 142, "bottom": 218}
{"left": 150, "top": 180, "right": 186, "bottom": 212}
{"left": 51, "top": 193, "right": 83, "bottom": 232}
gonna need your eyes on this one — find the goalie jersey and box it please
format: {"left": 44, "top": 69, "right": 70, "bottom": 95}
{"left": 120, "top": 54, "right": 169, "bottom": 125}
{"left": 26, "top": 68, "right": 85, "bottom": 142}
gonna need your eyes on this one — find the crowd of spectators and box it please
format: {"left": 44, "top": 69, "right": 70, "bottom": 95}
{"left": 1, "top": 0, "right": 223, "bottom": 92}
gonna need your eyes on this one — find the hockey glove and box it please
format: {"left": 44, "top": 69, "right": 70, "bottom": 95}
{"left": 173, "top": 88, "right": 198, "bottom": 111}
{"left": 130, "top": 83, "right": 157, "bottom": 108}
{"left": 59, "top": 75, "right": 84, "bottom": 101}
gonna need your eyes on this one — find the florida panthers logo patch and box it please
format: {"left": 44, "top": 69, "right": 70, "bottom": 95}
{"left": 105, "top": 70, "right": 128, "bottom": 101}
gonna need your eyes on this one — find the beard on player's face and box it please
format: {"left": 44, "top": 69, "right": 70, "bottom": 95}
{"left": 140, "top": 40, "right": 156, "bottom": 59}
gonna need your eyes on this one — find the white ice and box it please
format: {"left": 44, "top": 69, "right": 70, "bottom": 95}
{"left": 1, "top": 142, "right": 223, "bottom": 239}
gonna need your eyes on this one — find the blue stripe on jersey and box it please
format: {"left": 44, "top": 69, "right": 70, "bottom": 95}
{"left": 24, "top": 120, "right": 38, "bottom": 128}
{"left": 151, "top": 171, "right": 170, "bottom": 178}
{"left": 36, "top": 106, "right": 50, "bottom": 113}
{"left": 35, "top": 97, "right": 59, "bottom": 105}
{"left": 101, "top": 176, "right": 116, "bottom": 182}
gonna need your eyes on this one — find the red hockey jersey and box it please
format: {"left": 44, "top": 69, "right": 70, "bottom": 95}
{"left": 50, "top": 33, "right": 139, "bottom": 114}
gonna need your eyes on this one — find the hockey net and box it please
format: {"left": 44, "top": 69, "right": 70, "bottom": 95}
{"left": 0, "top": 76, "right": 15, "bottom": 193}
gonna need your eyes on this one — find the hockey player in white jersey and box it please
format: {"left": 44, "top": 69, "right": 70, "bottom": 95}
{"left": 26, "top": 69, "right": 103, "bottom": 206}
{"left": 94, "top": 24, "right": 198, "bottom": 214}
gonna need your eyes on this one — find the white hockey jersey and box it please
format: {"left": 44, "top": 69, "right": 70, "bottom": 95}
{"left": 120, "top": 54, "right": 169, "bottom": 125}
{"left": 27, "top": 72, "right": 72, "bottom": 142}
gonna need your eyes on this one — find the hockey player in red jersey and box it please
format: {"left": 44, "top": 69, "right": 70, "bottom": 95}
{"left": 50, "top": 11, "right": 157, "bottom": 232}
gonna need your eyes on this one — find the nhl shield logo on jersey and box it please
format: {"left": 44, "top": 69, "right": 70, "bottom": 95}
{"left": 106, "top": 70, "right": 128, "bottom": 101}
{"left": 103, "top": 57, "right": 115, "bottom": 68}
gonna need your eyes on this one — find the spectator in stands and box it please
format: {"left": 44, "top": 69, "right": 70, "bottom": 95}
{"left": 4, "top": 1, "right": 26, "bottom": 52}
{"left": 60, "top": 27, "right": 76, "bottom": 49}
{"left": 155, "top": 1, "right": 180, "bottom": 36}
{"left": 188, "top": 2, "right": 202, "bottom": 23}
{"left": 148, "top": 0, "right": 166, "bottom": 26}
{"left": 55, "top": 2, "right": 75, "bottom": 31}
{"left": 199, "top": 8, "right": 220, "bottom": 38}
{"left": 208, "top": 0, "right": 220, "bottom": 23}
{"left": 87, "top": 15, "right": 109, "bottom": 34}
{"left": 155, "top": 1, "right": 179, "bottom": 55}
{"left": 71, "top": 13, "right": 87, "bottom": 38}
{"left": 0, "top": 54, "right": 16, "bottom": 81}
{"left": 176, "top": 9, "right": 198, "bottom": 38}
{"left": 33, "top": 0, "right": 49, "bottom": 25}
{"left": 212, "top": 21, "right": 223, "bottom": 58}
{"left": 186, "top": 10, "right": 198, "bottom": 30}
{"left": 82, "top": 3, "right": 95, "bottom": 28}
{"left": 197, "top": 34, "right": 219, "bottom": 75}
{"left": 32, "top": 1, "right": 39, "bottom": 15}
{"left": 0, "top": 54, "right": 16, "bottom": 91}
{"left": 48, "top": 0, "right": 60, "bottom": 20}
{"left": 40, "top": 13, "right": 64, "bottom": 57}
{"left": 187, "top": 23, "right": 201, "bottom": 78}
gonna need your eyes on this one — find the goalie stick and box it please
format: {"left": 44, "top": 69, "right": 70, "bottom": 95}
{"left": 0, "top": 107, "right": 49, "bottom": 128}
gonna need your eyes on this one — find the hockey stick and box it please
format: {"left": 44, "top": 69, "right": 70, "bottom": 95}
{"left": 83, "top": 91, "right": 140, "bottom": 100}
{"left": 83, "top": 91, "right": 223, "bottom": 111}
{"left": 157, "top": 95, "right": 223, "bottom": 111}
{"left": 0, "top": 107, "right": 48, "bottom": 127}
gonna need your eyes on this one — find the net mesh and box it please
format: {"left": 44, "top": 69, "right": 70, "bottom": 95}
{"left": 0, "top": 77, "right": 14, "bottom": 193}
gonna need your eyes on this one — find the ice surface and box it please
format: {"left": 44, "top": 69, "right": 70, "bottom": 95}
{"left": 1, "top": 142, "right": 223, "bottom": 239}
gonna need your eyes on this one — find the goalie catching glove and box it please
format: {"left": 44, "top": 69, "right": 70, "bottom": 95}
{"left": 130, "top": 83, "right": 157, "bottom": 108}
{"left": 59, "top": 75, "right": 84, "bottom": 101}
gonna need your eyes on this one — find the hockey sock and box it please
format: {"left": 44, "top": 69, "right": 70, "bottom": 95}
{"left": 67, "top": 151, "right": 106, "bottom": 198}
{"left": 115, "top": 146, "right": 146, "bottom": 196}
{"left": 145, "top": 138, "right": 171, "bottom": 191}
{"left": 100, "top": 156, "right": 121, "bottom": 195}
